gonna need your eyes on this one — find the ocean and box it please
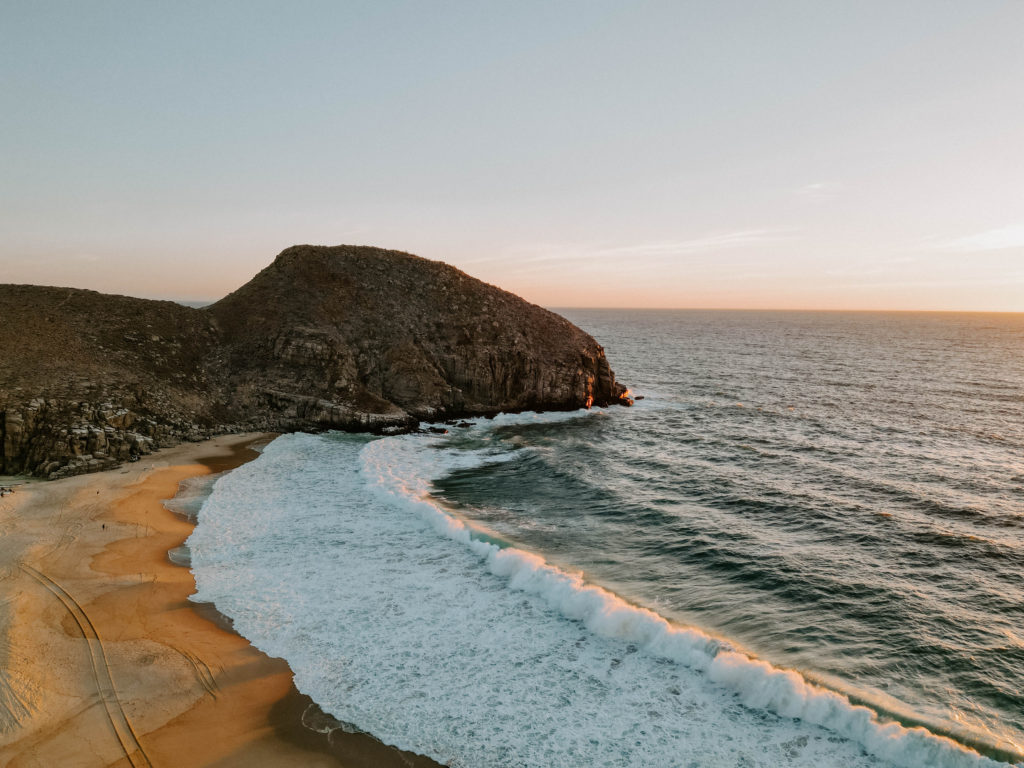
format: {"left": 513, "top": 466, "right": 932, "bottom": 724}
{"left": 184, "top": 310, "right": 1024, "bottom": 768}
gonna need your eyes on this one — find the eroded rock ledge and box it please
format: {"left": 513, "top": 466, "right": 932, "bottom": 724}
{"left": 1, "top": 245, "right": 631, "bottom": 478}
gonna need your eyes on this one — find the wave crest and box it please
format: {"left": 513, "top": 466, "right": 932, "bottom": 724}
{"left": 361, "top": 422, "right": 1016, "bottom": 768}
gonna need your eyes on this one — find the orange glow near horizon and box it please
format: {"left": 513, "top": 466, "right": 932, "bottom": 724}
{"left": 2, "top": 245, "right": 1022, "bottom": 314}
{"left": 480, "top": 255, "right": 1024, "bottom": 314}
{"left": 15, "top": 233, "right": 1023, "bottom": 312}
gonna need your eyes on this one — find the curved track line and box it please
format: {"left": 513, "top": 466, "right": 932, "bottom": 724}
{"left": 175, "top": 648, "right": 219, "bottom": 699}
{"left": 20, "top": 564, "right": 153, "bottom": 768}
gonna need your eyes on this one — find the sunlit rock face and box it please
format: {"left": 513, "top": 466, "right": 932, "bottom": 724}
{"left": 0, "top": 245, "right": 631, "bottom": 477}
{"left": 210, "top": 245, "right": 632, "bottom": 419}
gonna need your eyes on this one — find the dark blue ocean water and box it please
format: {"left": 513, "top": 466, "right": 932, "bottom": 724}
{"left": 435, "top": 310, "right": 1024, "bottom": 760}
{"left": 190, "top": 310, "right": 1024, "bottom": 767}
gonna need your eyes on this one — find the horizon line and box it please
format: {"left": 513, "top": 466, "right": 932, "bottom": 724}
{"left": 7, "top": 283, "right": 1017, "bottom": 315}
{"left": 547, "top": 306, "right": 1024, "bottom": 314}
{"left": 165, "top": 297, "right": 1021, "bottom": 315}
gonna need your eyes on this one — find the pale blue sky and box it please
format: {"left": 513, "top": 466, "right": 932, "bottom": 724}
{"left": 2, "top": 1, "right": 1022, "bottom": 309}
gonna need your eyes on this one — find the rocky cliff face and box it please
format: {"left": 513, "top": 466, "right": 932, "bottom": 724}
{"left": 1, "top": 245, "right": 631, "bottom": 478}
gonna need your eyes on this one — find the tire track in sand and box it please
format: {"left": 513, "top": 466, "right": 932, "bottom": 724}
{"left": 174, "top": 647, "right": 219, "bottom": 699}
{"left": 20, "top": 564, "right": 152, "bottom": 768}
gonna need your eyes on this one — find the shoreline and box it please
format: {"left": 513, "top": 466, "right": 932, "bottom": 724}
{"left": 0, "top": 434, "right": 442, "bottom": 767}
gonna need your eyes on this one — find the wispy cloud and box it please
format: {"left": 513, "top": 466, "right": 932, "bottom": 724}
{"left": 930, "top": 224, "right": 1024, "bottom": 252}
{"left": 837, "top": 273, "right": 1024, "bottom": 291}
{"left": 822, "top": 253, "right": 924, "bottom": 278}
{"left": 587, "top": 229, "right": 796, "bottom": 259}
{"left": 467, "top": 229, "right": 797, "bottom": 271}
{"left": 797, "top": 181, "right": 842, "bottom": 200}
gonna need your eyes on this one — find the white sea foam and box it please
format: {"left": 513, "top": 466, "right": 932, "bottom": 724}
{"left": 189, "top": 418, "right": 1019, "bottom": 768}
{"left": 161, "top": 471, "right": 225, "bottom": 521}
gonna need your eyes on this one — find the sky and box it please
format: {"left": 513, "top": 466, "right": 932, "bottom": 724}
{"left": 2, "top": 1, "right": 1023, "bottom": 311}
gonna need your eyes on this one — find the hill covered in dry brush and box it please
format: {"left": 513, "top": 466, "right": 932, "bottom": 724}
{"left": 1, "top": 245, "right": 631, "bottom": 478}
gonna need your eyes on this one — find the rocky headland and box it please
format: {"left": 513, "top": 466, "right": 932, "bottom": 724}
{"left": 1, "top": 245, "right": 631, "bottom": 478}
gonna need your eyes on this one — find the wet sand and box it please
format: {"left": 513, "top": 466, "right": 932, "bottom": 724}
{"left": 0, "top": 435, "right": 442, "bottom": 767}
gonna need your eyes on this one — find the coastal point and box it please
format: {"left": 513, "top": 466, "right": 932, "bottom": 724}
{"left": 2, "top": 3, "right": 1022, "bottom": 765}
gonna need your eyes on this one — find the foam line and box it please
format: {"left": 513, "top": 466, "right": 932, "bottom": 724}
{"left": 161, "top": 471, "right": 224, "bottom": 521}
{"left": 360, "top": 425, "right": 1017, "bottom": 768}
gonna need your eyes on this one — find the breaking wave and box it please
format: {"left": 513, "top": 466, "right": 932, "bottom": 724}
{"left": 360, "top": 416, "right": 1013, "bottom": 768}
{"left": 188, "top": 416, "right": 1019, "bottom": 767}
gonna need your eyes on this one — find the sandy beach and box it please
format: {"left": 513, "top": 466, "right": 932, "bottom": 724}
{"left": 0, "top": 434, "right": 441, "bottom": 768}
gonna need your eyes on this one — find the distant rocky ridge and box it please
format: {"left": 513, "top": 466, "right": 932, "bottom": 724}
{"left": 1, "top": 245, "right": 632, "bottom": 478}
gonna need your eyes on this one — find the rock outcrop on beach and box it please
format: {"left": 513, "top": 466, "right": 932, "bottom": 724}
{"left": 0, "top": 245, "right": 631, "bottom": 478}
